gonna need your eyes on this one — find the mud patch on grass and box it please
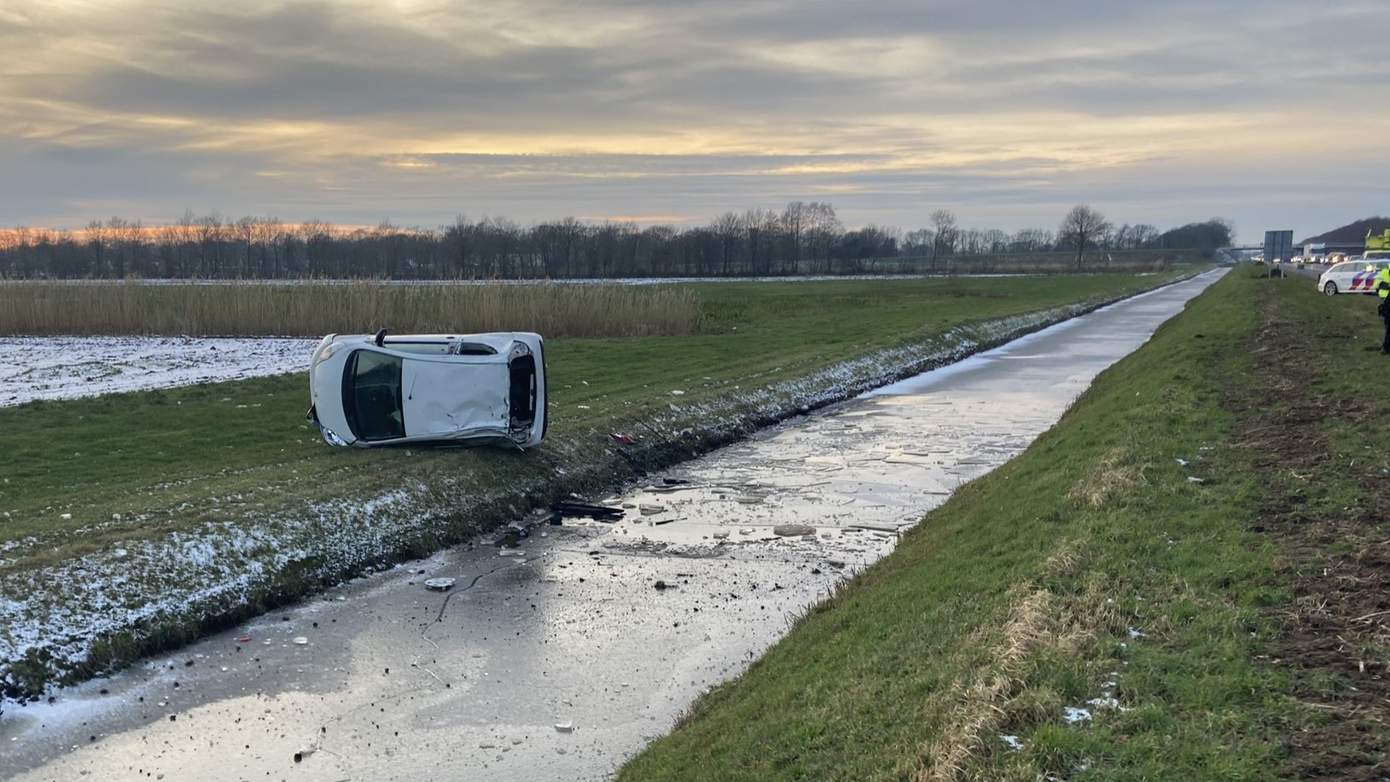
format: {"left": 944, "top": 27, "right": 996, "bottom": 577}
{"left": 1232, "top": 294, "right": 1390, "bottom": 781}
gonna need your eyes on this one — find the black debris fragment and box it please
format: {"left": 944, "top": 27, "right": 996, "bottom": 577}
{"left": 552, "top": 502, "right": 624, "bottom": 522}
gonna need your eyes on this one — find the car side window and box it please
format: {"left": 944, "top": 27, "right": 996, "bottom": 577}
{"left": 345, "top": 350, "right": 405, "bottom": 441}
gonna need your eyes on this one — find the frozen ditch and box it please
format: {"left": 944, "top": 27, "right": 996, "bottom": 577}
{"left": 0, "top": 336, "right": 318, "bottom": 406}
{"left": 0, "top": 270, "right": 1224, "bottom": 781}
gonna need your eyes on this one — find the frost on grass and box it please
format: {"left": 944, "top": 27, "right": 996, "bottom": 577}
{"left": 0, "top": 335, "right": 317, "bottom": 407}
{"left": 0, "top": 290, "right": 1155, "bottom": 699}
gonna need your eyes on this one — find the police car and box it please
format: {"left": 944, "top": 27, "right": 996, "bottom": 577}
{"left": 1317, "top": 260, "right": 1390, "bottom": 296}
{"left": 308, "top": 331, "right": 547, "bottom": 448}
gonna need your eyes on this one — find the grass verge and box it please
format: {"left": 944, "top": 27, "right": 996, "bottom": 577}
{"left": 0, "top": 271, "right": 1197, "bottom": 700}
{"left": 617, "top": 268, "right": 1389, "bottom": 780}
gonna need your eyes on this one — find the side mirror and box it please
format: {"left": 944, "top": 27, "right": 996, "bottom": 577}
{"left": 374, "top": 328, "right": 387, "bottom": 347}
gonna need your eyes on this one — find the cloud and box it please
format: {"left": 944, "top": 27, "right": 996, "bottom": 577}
{"left": 0, "top": 0, "right": 1387, "bottom": 240}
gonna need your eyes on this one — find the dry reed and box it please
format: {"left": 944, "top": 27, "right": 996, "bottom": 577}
{"left": 0, "top": 282, "right": 701, "bottom": 338}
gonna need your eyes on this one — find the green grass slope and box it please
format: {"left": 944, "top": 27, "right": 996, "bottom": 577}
{"left": 0, "top": 274, "right": 1177, "bottom": 561}
{"left": 619, "top": 269, "right": 1390, "bottom": 780}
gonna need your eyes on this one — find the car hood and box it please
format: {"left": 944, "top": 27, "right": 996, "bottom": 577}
{"left": 401, "top": 357, "right": 511, "bottom": 438}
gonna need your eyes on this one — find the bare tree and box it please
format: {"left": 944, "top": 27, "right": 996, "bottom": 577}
{"left": 1058, "top": 205, "right": 1110, "bottom": 269}
{"left": 929, "top": 209, "right": 957, "bottom": 272}
{"left": 781, "top": 201, "right": 807, "bottom": 273}
{"left": 1130, "top": 224, "right": 1159, "bottom": 248}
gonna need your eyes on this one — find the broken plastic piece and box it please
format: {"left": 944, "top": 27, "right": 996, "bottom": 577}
{"left": 424, "top": 577, "right": 456, "bottom": 591}
{"left": 553, "top": 502, "right": 624, "bottom": 521}
{"left": 609, "top": 432, "right": 636, "bottom": 445}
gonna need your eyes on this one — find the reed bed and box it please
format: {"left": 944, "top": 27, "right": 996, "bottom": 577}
{"left": 0, "top": 282, "right": 702, "bottom": 338}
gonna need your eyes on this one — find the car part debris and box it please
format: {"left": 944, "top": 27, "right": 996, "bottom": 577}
{"left": 554, "top": 721, "right": 574, "bottom": 733}
{"left": 424, "top": 577, "right": 456, "bottom": 591}
{"left": 773, "top": 524, "right": 815, "bottom": 537}
{"left": 292, "top": 636, "right": 308, "bottom": 645}
{"left": 848, "top": 522, "right": 903, "bottom": 533}
{"left": 294, "top": 746, "right": 316, "bottom": 763}
{"left": 609, "top": 432, "right": 636, "bottom": 445}
{"left": 553, "top": 502, "right": 624, "bottom": 521}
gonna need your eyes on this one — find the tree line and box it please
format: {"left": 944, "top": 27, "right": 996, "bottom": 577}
{"left": 0, "top": 204, "right": 1234, "bottom": 279}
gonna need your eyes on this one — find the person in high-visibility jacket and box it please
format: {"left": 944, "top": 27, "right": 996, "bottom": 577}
{"left": 1377, "top": 263, "right": 1390, "bottom": 353}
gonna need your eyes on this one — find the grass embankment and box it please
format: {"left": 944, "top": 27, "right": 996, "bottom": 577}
{"left": 872, "top": 251, "right": 1190, "bottom": 276}
{"left": 0, "top": 274, "right": 1182, "bottom": 561}
{"left": 618, "top": 269, "right": 1390, "bottom": 781}
{"left": 1, "top": 272, "right": 1205, "bottom": 699}
{"left": 0, "top": 282, "right": 700, "bottom": 337}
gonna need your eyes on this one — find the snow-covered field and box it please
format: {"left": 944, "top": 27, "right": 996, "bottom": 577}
{"left": 0, "top": 336, "right": 318, "bottom": 406}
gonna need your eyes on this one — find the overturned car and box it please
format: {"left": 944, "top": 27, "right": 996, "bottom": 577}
{"left": 308, "top": 331, "right": 547, "bottom": 448}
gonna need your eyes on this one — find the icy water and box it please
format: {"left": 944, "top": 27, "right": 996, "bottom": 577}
{"left": 0, "top": 270, "right": 1223, "bottom": 781}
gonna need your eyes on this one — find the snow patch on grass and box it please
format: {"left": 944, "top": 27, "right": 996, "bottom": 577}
{"left": 0, "top": 336, "right": 316, "bottom": 407}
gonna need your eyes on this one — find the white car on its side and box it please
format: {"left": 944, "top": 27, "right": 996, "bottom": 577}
{"left": 308, "top": 331, "right": 547, "bottom": 448}
{"left": 1318, "top": 260, "right": 1390, "bottom": 296}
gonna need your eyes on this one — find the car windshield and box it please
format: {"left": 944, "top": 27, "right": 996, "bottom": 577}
{"left": 344, "top": 350, "right": 405, "bottom": 441}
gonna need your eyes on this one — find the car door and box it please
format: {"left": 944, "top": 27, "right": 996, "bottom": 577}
{"left": 1348, "top": 264, "right": 1380, "bottom": 293}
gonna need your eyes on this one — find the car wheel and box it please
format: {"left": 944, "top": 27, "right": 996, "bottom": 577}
{"left": 1324, "top": 281, "right": 1338, "bottom": 296}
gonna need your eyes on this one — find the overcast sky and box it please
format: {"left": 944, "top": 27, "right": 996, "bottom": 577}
{"left": 3, "top": 0, "right": 1388, "bottom": 241}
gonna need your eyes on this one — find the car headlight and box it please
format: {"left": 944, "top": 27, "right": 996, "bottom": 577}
{"left": 314, "top": 343, "right": 338, "bottom": 365}
{"left": 319, "top": 425, "right": 349, "bottom": 447}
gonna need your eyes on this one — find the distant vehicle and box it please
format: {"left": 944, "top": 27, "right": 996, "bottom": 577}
{"left": 1365, "top": 250, "right": 1390, "bottom": 262}
{"left": 1252, "top": 255, "right": 1265, "bottom": 265}
{"left": 1327, "top": 252, "right": 1349, "bottom": 265}
{"left": 308, "top": 331, "right": 548, "bottom": 448}
{"left": 1291, "top": 255, "right": 1304, "bottom": 264}
{"left": 1318, "top": 260, "right": 1390, "bottom": 296}
{"left": 1366, "top": 229, "right": 1390, "bottom": 255}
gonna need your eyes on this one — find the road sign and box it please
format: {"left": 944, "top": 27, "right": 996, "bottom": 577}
{"left": 1264, "top": 230, "right": 1293, "bottom": 263}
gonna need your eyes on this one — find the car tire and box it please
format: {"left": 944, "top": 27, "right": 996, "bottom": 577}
{"left": 1324, "top": 281, "right": 1338, "bottom": 296}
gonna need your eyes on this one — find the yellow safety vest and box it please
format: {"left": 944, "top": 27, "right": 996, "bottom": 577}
{"left": 1378, "top": 266, "right": 1390, "bottom": 299}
